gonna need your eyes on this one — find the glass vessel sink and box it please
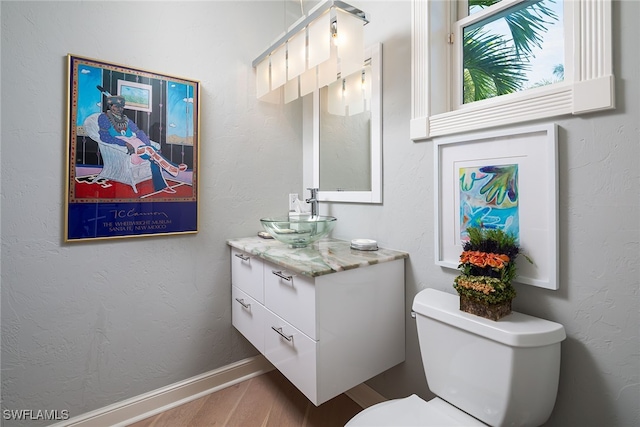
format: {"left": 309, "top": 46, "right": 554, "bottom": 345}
{"left": 260, "top": 215, "right": 337, "bottom": 248}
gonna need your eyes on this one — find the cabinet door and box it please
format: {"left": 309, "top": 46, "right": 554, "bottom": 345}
{"left": 231, "top": 248, "right": 264, "bottom": 303}
{"left": 264, "top": 309, "right": 318, "bottom": 405}
{"left": 264, "top": 265, "right": 317, "bottom": 340}
{"left": 231, "top": 286, "right": 265, "bottom": 352}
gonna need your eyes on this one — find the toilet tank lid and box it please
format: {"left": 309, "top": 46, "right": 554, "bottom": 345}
{"left": 412, "top": 289, "right": 566, "bottom": 347}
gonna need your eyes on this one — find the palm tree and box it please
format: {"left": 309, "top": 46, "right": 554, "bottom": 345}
{"left": 553, "top": 64, "right": 564, "bottom": 80}
{"left": 464, "top": 0, "right": 560, "bottom": 103}
{"left": 463, "top": 28, "right": 529, "bottom": 103}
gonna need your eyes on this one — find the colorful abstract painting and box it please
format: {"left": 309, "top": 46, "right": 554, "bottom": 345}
{"left": 460, "top": 164, "right": 520, "bottom": 243}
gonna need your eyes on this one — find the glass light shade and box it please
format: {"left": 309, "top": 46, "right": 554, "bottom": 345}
{"left": 363, "top": 64, "right": 372, "bottom": 110}
{"left": 344, "top": 70, "right": 364, "bottom": 116}
{"left": 256, "top": 56, "right": 270, "bottom": 99}
{"left": 300, "top": 67, "right": 317, "bottom": 97}
{"left": 270, "top": 44, "right": 287, "bottom": 90}
{"left": 284, "top": 77, "right": 299, "bottom": 103}
{"left": 252, "top": 2, "right": 368, "bottom": 103}
{"left": 327, "top": 78, "right": 345, "bottom": 115}
{"left": 308, "top": 11, "right": 331, "bottom": 69}
{"left": 287, "top": 29, "right": 306, "bottom": 80}
{"left": 335, "top": 9, "right": 364, "bottom": 78}
{"left": 317, "top": 45, "right": 338, "bottom": 88}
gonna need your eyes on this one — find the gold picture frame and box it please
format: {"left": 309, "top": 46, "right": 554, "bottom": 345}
{"left": 65, "top": 54, "right": 200, "bottom": 241}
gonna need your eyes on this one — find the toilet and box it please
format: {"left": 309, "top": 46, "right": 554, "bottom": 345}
{"left": 346, "top": 288, "right": 566, "bottom": 427}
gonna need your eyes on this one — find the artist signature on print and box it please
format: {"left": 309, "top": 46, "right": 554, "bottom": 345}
{"left": 104, "top": 209, "right": 172, "bottom": 233}
{"left": 110, "top": 209, "right": 169, "bottom": 219}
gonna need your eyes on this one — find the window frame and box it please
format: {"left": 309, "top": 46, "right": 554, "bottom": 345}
{"left": 410, "top": 0, "right": 614, "bottom": 140}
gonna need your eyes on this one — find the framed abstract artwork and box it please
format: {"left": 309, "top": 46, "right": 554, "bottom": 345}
{"left": 434, "top": 123, "right": 559, "bottom": 290}
{"left": 65, "top": 54, "right": 200, "bottom": 242}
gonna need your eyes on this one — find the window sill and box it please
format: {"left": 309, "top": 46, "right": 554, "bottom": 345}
{"left": 410, "top": 0, "right": 614, "bottom": 141}
{"left": 411, "top": 76, "right": 614, "bottom": 140}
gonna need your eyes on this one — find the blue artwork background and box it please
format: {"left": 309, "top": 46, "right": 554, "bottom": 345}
{"left": 76, "top": 64, "right": 102, "bottom": 126}
{"left": 460, "top": 164, "right": 520, "bottom": 243}
{"left": 166, "top": 81, "right": 195, "bottom": 145}
{"left": 67, "top": 201, "right": 197, "bottom": 240}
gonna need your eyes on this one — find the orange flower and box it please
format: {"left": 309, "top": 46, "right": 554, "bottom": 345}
{"left": 455, "top": 277, "right": 495, "bottom": 294}
{"left": 486, "top": 257, "right": 504, "bottom": 268}
{"left": 470, "top": 254, "right": 487, "bottom": 267}
{"left": 460, "top": 250, "right": 510, "bottom": 269}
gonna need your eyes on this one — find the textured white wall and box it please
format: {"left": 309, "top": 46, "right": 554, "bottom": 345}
{"left": 1, "top": 1, "right": 638, "bottom": 426}
{"left": 0, "top": 1, "right": 303, "bottom": 424}
{"left": 306, "top": 1, "right": 639, "bottom": 426}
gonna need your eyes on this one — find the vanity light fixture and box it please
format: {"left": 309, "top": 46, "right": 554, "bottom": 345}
{"left": 253, "top": 0, "right": 369, "bottom": 103}
{"left": 327, "top": 60, "right": 372, "bottom": 116}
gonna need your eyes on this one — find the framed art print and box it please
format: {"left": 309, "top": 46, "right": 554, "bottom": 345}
{"left": 434, "top": 123, "right": 559, "bottom": 290}
{"left": 65, "top": 54, "right": 200, "bottom": 241}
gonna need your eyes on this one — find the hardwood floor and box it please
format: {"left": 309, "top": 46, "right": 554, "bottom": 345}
{"left": 128, "top": 370, "right": 363, "bottom": 427}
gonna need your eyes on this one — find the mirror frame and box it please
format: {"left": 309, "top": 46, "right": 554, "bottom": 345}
{"left": 312, "top": 43, "right": 382, "bottom": 203}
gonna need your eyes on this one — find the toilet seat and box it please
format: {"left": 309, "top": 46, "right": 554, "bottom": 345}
{"left": 345, "top": 395, "right": 485, "bottom": 426}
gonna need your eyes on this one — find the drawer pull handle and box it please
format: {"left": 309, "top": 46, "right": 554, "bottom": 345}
{"left": 272, "top": 270, "right": 292, "bottom": 281}
{"left": 271, "top": 326, "right": 293, "bottom": 342}
{"left": 235, "top": 298, "right": 251, "bottom": 309}
{"left": 234, "top": 253, "right": 250, "bottom": 261}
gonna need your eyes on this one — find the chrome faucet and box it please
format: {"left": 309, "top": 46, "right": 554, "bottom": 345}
{"left": 305, "top": 187, "right": 319, "bottom": 217}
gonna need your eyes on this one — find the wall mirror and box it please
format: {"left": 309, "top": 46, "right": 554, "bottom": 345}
{"left": 313, "top": 43, "right": 382, "bottom": 203}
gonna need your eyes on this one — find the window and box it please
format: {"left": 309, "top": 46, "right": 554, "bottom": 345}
{"left": 410, "top": 0, "right": 614, "bottom": 140}
{"left": 458, "top": 0, "right": 564, "bottom": 104}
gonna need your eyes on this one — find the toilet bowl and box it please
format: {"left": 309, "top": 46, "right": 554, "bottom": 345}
{"left": 346, "top": 288, "right": 566, "bottom": 427}
{"left": 346, "top": 395, "right": 484, "bottom": 426}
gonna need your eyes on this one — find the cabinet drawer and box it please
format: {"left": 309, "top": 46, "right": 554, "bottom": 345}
{"left": 232, "top": 286, "right": 265, "bottom": 352}
{"left": 264, "top": 266, "right": 316, "bottom": 340}
{"left": 264, "top": 309, "right": 317, "bottom": 404}
{"left": 231, "top": 248, "right": 264, "bottom": 303}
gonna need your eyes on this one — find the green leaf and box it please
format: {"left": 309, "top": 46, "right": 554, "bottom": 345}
{"left": 463, "top": 28, "right": 529, "bottom": 102}
{"left": 463, "top": 0, "right": 560, "bottom": 102}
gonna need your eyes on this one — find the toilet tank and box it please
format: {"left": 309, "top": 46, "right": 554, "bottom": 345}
{"left": 412, "top": 289, "right": 566, "bottom": 427}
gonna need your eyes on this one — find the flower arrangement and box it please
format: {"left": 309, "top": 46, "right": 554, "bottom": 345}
{"left": 453, "top": 226, "right": 528, "bottom": 320}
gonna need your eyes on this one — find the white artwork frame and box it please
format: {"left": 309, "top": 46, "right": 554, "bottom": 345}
{"left": 434, "top": 123, "right": 559, "bottom": 290}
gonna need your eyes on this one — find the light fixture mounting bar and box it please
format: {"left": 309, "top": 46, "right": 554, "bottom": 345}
{"left": 252, "top": 0, "right": 369, "bottom": 68}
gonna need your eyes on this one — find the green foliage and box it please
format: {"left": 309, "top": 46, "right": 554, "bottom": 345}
{"left": 454, "top": 275, "right": 517, "bottom": 304}
{"left": 465, "top": 226, "right": 519, "bottom": 257}
{"left": 454, "top": 227, "right": 531, "bottom": 303}
{"left": 501, "top": 1, "right": 558, "bottom": 58}
{"left": 459, "top": 255, "right": 518, "bottom": 283}
{"left": 464, "top": 0, "right": 560, "bottom": 102}
{"left": 463, "top": 28, "right": 529, "bottom": 102}
{"left": 553, "top": 64, "right": 564, "bottom": 80}
{"left": 468, "top": 0, "right": 558, "bottom": 58}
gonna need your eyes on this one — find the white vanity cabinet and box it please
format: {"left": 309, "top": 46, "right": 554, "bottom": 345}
{"left": 229, "top": 239, "right": 407, "bottom": 406}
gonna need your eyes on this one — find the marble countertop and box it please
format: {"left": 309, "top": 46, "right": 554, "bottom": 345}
{"left": 227, "top": 236, "right": 409, "bottom": 278}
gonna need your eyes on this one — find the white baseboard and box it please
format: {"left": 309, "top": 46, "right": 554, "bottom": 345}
{"left": 50, "top": 355, "right": 274, "bottom": 427}
{"left": 50, "top": 355, "right": 386, "bottom": 427}
{"left": 345, "top": 383, "right": 388, "bottom": 409}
